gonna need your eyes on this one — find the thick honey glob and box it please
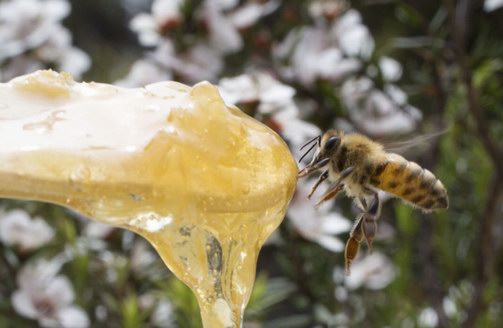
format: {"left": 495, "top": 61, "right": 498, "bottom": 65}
{"left": 0, "top": 70, "right": 297, "bottom": 327}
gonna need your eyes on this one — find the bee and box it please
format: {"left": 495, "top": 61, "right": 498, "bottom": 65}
{"left": 298, "top": 130, "right": 449, "bottom": 274}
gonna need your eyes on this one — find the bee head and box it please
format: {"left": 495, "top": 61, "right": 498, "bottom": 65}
{"left": 318, "top": 130, "right": 341, "bottom": 158}
{"left": 298, "top": 130, "right": 341, "bottom": 177}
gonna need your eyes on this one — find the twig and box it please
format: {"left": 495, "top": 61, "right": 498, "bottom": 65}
{"left": 416, "top": 57, "right": 450, "bottom": 328}
{"left": 418, "top": 214, "right": 450, "bottom": 328}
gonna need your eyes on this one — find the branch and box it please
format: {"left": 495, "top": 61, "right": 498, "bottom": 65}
{"left": 444, "top": 1, "right": 503, "bottom": 326}
{"left": 444, "top": 0, "right": 503, "bottom": 176}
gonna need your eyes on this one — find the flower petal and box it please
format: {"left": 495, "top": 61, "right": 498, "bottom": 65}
{"left": 345, "top": 252, "right": 396, "bottom": 290}
{"left": 204, "top": 0, "right": 243, "bottom": 53}
{"left": 320, "top": 213, "right": 352, "bottom": 234}
{"left": 55, "top": 306, "right": 90, "bottom": 328}
{"left": 12, "top": 290, "right": 39, "bottom": 319}
{"left": 43, "top": 0, "right": 71, "bottom": 22}
{"left": 58, "top": 47, "right": 91, "bottom": 78}
{"left": 316, "top": 235, "right": 345, "bottom": 252}
{"left": 46, "top": 276, "right": 75, "bottom": 307}
{"left": 218, "top": 74, "right": 258, "bottom": 105}
{"left": 229, "top": 1, "right": 279, "bottom": 29}
{"left": 152, "top": 0, "right": 184, "bottom": 22}
{"left": 379, "top": 57, "right": 402, "bottom": 82}
{"left": 484, "top": 0, "right": 503, "bottom": 12}
{"left": 0, "top": 209, "right": 31, "bottom": 246}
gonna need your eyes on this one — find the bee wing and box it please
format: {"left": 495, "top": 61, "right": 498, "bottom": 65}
{"left": 377, "top": 129, "right": 449, "bottom": 157}
{"left": 369, "top": 153, "right": 448, "bottom": 211}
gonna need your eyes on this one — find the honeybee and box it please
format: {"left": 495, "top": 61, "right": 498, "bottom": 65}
{"left": 298, "top": 130, "right": 449, "bottom": 274}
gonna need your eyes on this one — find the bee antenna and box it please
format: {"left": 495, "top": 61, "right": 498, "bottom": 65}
{"left": 300, "top": 135, "right": 320, "bottom": 151}
{"left": 298, "top": 142, "right": 318, "bottom": 163}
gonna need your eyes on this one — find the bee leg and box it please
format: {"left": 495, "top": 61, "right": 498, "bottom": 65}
{"left": 354, "top": 197, "right": 366, "bottom": 212}
{"left": 361, "top": 193, "right": 381, "bottom": 254}
{"left": 298, "top": 157, "right": 330, "bottom": 178}
{"left": 308, "top": 170, "right": 329, "bottom": 199}
{"left": 315, "top": 183, "right": 344, "bottom": 207}
{"left": 315, "top": 166, "right": 354, "bottom": 207}
{"left": 345, "top": 213, "right": 365, "bottom": 275}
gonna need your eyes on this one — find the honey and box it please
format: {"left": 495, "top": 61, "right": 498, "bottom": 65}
{"left": 0, "top": 71, "right": 297, "bottom": 327}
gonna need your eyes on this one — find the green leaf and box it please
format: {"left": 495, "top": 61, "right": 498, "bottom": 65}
{"left": 395, "top": 202, "right": 419, "bottom": 235}
{"left": 69, "top": 252, "right": 89, "bottom": 299}
{"left": 160, "top": 278, "right": 202, "bottom": 328}
{"left": 395, "top": 3, "right": 423, "bottom": 27}
{"left": 246, "top": 274, "right": 295, "bottom": 320}
{"left": 121, "top": 294, "right": 141, "bottom": 328}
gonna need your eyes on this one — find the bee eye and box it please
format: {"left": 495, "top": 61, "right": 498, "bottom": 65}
{"left": 324, "top": 136, "right": 340, "bottom": 152}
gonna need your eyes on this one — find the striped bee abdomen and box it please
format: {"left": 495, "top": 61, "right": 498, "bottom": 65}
{"left": 369, "top": 154, "right": 449, "bottom": 211}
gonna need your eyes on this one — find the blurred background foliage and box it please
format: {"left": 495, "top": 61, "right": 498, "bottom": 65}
{"left": 1, "top": 0, "right": 503, "bottom": 327}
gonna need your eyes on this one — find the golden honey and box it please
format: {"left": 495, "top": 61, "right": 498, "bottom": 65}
{"left": 0, "top": 71, "right": 297, "bottom": 327}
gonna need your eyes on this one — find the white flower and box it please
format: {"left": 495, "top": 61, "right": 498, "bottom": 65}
{"left": 152, "top": 0, "right": 184, "bottom": 23}
{"left": 203, "top": 0, "right": 243, "bottom": 54}
{"left": 255, "top": 73, "right": 296, "bottom": 114}
{"left": 219, "top": 74, "right": 259, "bottom": 104}
{"left": 129, "top": 0, "right": 280, "bottom": 85}
{"left": 272, "top": 105, "right": 321, "bottom": 148}
{"left": 418, "top": 307, "right": 439, "bottom": 327}
{"left": 274, "top": 24, "right": 362, "bottom": 87}
{"left": 344, "top": 252, "right": 396, "bottom": 290}
{"left": 130, "top": 14, "right": 161, "bottom": 46}
{"left": 341, "top": 77, "right": 422, "bottom": 135}
{"left": 130, "top": 0, "right": 185, "bottom": 46}
{"left": 228, "top": 1, "right": 280, "bottom": 29}
{"left": 334, "top": 285, "right": 348, "bottom": 301}
{"left": 35, "top": 26, "right": 91, "bottom": 77}
{"left": 218, "top": 72, "right": 320, "bottom": 147}
{"left": 59, "top": 47, "right": 91, "bottom": 76}
{"left": 309, "top": 0, "right": 348, "bottom": 20}
{"left": 153, "top": 40, "right": 223, "bottom": 83}
{"left": 0, "top": 0, "right": 90, "bottom": 79}
{"left": 12, "top": 259, "right": 89, "bottom": 328}
{"left": 219, "top": 72, "right": 295, "bottom": 113}
{"left": 331, "top": 9, "right": 374, "bottom": 59}
{"left": 298, "top": 28, "right": 361, "bottom": 85}
{"left": 288, "top": 179, "right": 351, "bottom": 252}
{"left": 443, "top": 296, "right": 458, "bottom": 318}
{"left": 115, "top": 59, "right": 172, "bottom": 87}
{"left": 35, "top": 26, "right": 72, "bottom": 62}
{"left": 0, "top": 0, "right": 70, "bottom": 61}
{"left": 0, "top": 209, "right": 54, "bottom": 251}
{"left": 484, "top": 0, "right": 503, "bottom": 12}
{"left": 174, "top": 43, "right": 224, "bottom": 82}
{"left": 379, "top": 56, "right": 402, "bottom": 82}
{"left": 201, "top": 0, "right": 280, "bottom": 55}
